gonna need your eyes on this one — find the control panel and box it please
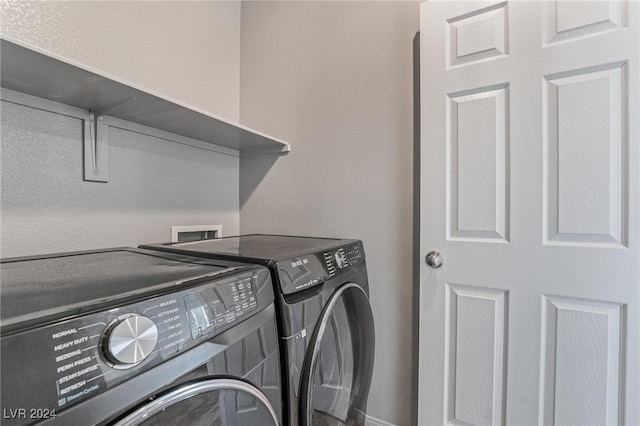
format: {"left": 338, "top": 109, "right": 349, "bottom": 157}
{"left": 276, "top": 241, "right": 365, "bottom": 294}
{"left": 184, "top": 275, "right": 257, "bottom": 339}
{"left": 324, "top": 243, "right": 364, "bottom": 278}
{"left": 0, "top": 268, "right": 265, "bottom": 421}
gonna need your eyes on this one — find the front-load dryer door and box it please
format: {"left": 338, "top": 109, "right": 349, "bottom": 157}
{"left": 114, "top": 379, "right": 279, "bottom": 426}
{"left": 300, "top": 283, "right": 375, "bottom": 426}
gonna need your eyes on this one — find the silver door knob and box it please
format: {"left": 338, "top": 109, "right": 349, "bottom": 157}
{"left": 425, "top": 251, "right": 444, "bottom": 269}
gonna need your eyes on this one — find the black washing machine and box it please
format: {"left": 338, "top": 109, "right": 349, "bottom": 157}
{"left": 141, "top": 235, "right": 375, "bottom": 426}
{"left": 0, "top": 248, "right": 282, "bottom": 426}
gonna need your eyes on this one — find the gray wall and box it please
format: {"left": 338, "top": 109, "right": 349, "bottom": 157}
{"left": 1, "top": 102, "right": 240, "bottom": 258}
{"left": 0, "top": 1, "right": 243, "bottom": 257}
{"left": 0, "top": 1, "right": 242, "bottom": 121}
{"left": 239, "top": 2, "right": 419, "bottom": 425}
{"left": 2, "top": 3, "right": 420, "bottom": 422}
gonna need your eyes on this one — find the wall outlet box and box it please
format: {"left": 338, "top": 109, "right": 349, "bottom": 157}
{"left": 171, "top": 225, "right": 222, "bottom": 243}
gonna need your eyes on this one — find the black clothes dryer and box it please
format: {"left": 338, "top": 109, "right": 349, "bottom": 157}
{"left": 141, "top": 234, "right": 375, "bottom": 426}
{"left": 0, "top": 248, "right": 282, "bottom": 426}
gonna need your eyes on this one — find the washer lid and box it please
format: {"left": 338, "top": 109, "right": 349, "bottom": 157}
{"left": 0, "top": 248, "right": 247, "bottom": 330}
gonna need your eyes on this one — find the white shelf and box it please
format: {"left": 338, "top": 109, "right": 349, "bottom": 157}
{"left": 0, "top": 37, "right": 290, "bottom": 157}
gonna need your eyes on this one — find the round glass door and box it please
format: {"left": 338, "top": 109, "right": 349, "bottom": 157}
{"left": 300, "top": 283, "right": 375, "bottom": 426}
{"left": 115, "top": 379, "right": 279, "bottom": 426}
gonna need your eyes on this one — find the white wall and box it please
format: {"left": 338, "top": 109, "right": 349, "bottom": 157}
{"left": 0, "top": 1, "right": 241, "bottom": 121}
{"left": 239, "top": 2, "right": 419, "bottom": 425}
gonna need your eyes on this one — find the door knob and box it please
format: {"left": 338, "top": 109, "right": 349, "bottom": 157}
{"left": 425, "top": 251, "right": 444, "bottom": 269}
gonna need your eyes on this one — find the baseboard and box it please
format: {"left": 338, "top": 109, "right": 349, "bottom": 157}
{"left": 364, "top": 413, "right": 398, "bottom": 426}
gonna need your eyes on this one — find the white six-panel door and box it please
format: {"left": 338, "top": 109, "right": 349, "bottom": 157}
{"left": 419, "top": 1, "right": 639, "bottom": 425}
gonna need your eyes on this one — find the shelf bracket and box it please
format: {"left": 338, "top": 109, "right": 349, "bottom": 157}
{"left": 83, "top": 113, "right": 108, "bottom": 182}
{"left": 83, "top": 96, "right": 136, "bottom": 183}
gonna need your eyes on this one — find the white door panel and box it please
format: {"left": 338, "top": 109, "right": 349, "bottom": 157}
{"left": 419, "top": 1, "right": 639, "bottom": 425}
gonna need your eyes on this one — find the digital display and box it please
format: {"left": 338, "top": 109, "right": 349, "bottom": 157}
{"left": 184, "top": 277, "right": 258, "bottom": 340}
{"left": 184, "top": 291, "right": 215, "bottom": 339}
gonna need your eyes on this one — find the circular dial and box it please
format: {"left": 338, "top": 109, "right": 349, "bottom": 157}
{"left": 334, "top": 251, "right": 346, "bottom": 269}
{"left": 105, "top": 315, "right": 158, "bottom": 366}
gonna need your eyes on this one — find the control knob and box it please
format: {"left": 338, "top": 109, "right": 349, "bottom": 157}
{"left": 334, "top": 251, "right": 346, "bottom": 269}
{"left": 104, "top": 315, "right": 158, "bottom": 366}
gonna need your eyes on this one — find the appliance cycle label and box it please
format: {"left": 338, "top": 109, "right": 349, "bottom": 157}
{"left": 50, "top": 322, "right": 107, "bottom": 408}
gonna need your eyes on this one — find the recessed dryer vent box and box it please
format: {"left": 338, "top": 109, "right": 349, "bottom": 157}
{"left": 171, "top": 225, "right": 222, "bottom": 243}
